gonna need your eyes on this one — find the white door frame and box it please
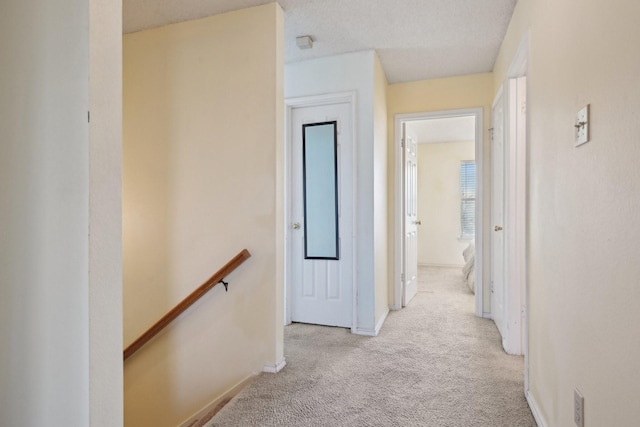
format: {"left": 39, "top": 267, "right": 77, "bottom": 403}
{"left": 493, "top": 37, "right": 529, "bottom": 359}
{"left": 490, "top": 87, "right": 507, "bottom": 341}
{"left": 505, "top": 31, "right": 531, "bottom": 398}
{"left": 393, "top": 108, "right": 484, "bottom": 317}
{"left": 497, "top": 75, "right": 529, "bottom": 358}
{"left": 284, "top": 92, "right": 358, "bottom": 333}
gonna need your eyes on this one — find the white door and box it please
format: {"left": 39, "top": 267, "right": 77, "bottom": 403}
{"left": 403, "top": 124, "right": 419, "bottom": 306}
{"left": 491, "top": 93, "right": 507, "bottom": 338}
{"left": 289, "top": 102, "right": 353, "bottom": 327}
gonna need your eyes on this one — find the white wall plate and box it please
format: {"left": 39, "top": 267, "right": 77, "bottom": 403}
{"left": 575, "top": 105, "right": 590, "bottom": 146}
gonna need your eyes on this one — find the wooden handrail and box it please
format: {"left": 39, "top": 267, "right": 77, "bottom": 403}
{"left": 124, "top": 249, "right": 251, "bottom": 361}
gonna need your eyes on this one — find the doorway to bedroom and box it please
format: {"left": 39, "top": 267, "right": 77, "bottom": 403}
{"left": 394, "top": 109, "right": 484, "bottom": 317}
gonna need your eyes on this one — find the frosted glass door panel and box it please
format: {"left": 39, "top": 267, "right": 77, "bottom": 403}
{"left": 303, "top": 122, "right": 339, "bottom": 260}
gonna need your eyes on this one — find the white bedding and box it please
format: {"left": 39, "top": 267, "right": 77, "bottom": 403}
{"left": 462, "top": 243, "right": 475, "bottom": 293}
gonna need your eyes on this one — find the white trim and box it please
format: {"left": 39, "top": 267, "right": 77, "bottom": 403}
{"left": 508, "top": 30, "right": 530, "bottom": 79}
{"left": 512, "top": 32, "right": 530, "bottom": 394}
{"left": 263, "top": 358, "right": 287, "bottom": 374}
{"left": 349, "top": 97, "right": 358, "bottom": 334}
{"left": 494, "top": 29, "right": 531, "bottom": 398}
{"left": 285, "top": 91, "right": 357, "bottom": 109}
{"left": 492, "top": 82, "right": 505, "bottom": 111}
{"left": 498, "top": 30, "right": 530, "bottom": 358}
{"left": 492, "top": 80, "right": 530, "bottom": 356}
{"left": 353, "top": 308, "right": 389, "bottom": 336}
{"left": 482, "top": 312, "right": 492, "bottom": 319}
{"left": 526, "top": 390, "right": 548, "bottom": 427}
{"left": 284, "top": 101, "right": 293, "bottom": 327}
{"left": 352, "top": 328, "right": 378, "bottom": 337}
{"left": 393, "top": 120, "right": 403, "bottom": 311}
{"left": 418, "top": 263, "right": 464, "bottom": 268}
{"left": 178, "top": 374, "right": 256, "bottom": 427}
{"left": 490, "top": 83, "right": 508, "bottom": 352}
{"left": 284, "top": 92, "right": 358, "bottom": 332}
{"left": 376, "top": 308, "right": 389, "bottom": 334}
{"left": 394, "top": 108, "right": 484, "bottom": 317}
{"left": 501, "top": 76, "right": 529, "bottom": 357}
{"left": 505, "top": 79, "right": 519, "bottom": 354}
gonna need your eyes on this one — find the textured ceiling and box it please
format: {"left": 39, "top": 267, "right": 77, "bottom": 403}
{"left": 407, "top": 116, "right": 476, "bottom": 144}
{"left": 123, "top": 0, "right": 518, "bottom": 84}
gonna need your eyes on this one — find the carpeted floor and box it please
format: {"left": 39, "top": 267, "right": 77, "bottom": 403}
{"left": 208, "top": 267, "right": 536, "bottom": 426}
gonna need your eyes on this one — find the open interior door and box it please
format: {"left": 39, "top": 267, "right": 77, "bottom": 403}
{"left": 403, "top": 124, "right": 419, "bottom": 306}
{"left": 491, "top": 94, "right": 507, "bottom": 339}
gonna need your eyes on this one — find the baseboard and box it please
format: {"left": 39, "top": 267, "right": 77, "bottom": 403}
{"left": 526, "top": 390, "right": 549, "bottom": 427}
{"left": 353, "top": 327, "right": 377, "bottom": 337}
{"left": 418, "top": 262, "right": 464, "bottom": 268}
{"left": 180, "top": 359, "right": 286, "bottom": 427}
{"left": 482, "top": 312, "right": 492, "bottom": 319}
{"left": 375, "top": 308, "right": 389, "bottom": 335}
{"left": 263, "top": 358, "right": 286, "bottom": 373}
{"left": 353, "top": 308, "right": 389, "bottom": 337}
{"left": 178, "top": 374, "right": 256, "bottom": 427}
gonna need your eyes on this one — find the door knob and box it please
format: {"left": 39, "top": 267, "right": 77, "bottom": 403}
{"left": 292, "top": 222, "right": 301, "bottom": 230}
{"left": 414, "top": 220, "right": 422, "bottom": 225}
{"left": 494, "top": 225, "right": 503, "bottom": 231}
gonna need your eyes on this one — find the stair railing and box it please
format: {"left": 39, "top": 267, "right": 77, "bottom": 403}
{"left": 123, "top": 249, "right": 251, "bottom": 361}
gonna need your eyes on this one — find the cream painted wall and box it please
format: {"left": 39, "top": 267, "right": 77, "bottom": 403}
{"left": 123, "top": 5, "right": 283, "bottom": 427}
{"left": 387, "top": 73, "right": 494, "bottom": 311}
{"left": 1, "top": 0, "right": 122, "bottom": 425}
{"left": 416, "top": 141, "right": 475, "bottom": 267}
{"left": 286, "top": 50, "right": 386, "bottom": 334}
{"left": 495, "top": 0, "right": 640, "bottom": 425}
{"left": 373, "top": 54, "right": 389, "bottom": 326}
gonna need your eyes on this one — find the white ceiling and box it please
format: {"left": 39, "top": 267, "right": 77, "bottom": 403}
{"left": 406, "top": 116, "right": 476, "bottom": 144}
{"left": 123, "top": 0, "right": 518, "bottom": 84}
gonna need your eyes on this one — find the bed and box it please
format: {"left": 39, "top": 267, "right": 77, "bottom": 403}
{"left": 462, "top": 242, "right": 476, "bottom": 293}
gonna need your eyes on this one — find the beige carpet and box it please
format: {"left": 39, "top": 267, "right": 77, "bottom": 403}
{"left": 208, "top": 267, "right": 536, "bottom": 426}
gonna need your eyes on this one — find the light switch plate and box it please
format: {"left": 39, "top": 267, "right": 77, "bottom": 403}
{"left": 575, "top": 105, "right": 590, "bottom": 146}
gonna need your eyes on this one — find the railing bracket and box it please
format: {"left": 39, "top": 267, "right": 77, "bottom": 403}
{"left": 219, "top": 279, "right": 229, "bottom": 292}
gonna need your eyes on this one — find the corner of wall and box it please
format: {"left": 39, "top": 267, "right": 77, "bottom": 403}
{"left": 373, "top": 50, "right": 390, "bottom": 324}
{"left": 89, "top": 0, "right": 124, "bottom": 425}
{"left": 273, "top": 0, "right": 285, "bottom": 367}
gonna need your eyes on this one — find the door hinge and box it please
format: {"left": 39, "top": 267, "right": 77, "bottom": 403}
{"left": 401, "top": 273, "right": 405, "bottom": 283}
{"left": 401, "top": 138, "right": 404, "bottom": 148}
{"left": 88, "top": 111, "right": 91, "bottom": 123}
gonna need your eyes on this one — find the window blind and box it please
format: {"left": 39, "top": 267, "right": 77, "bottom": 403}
{"left": 460, "top": 161, "right": 476, "bottom": 238}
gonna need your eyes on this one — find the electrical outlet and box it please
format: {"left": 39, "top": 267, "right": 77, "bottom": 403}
{"left": 574, "top": 389, "right": 584, "bottom": 427}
